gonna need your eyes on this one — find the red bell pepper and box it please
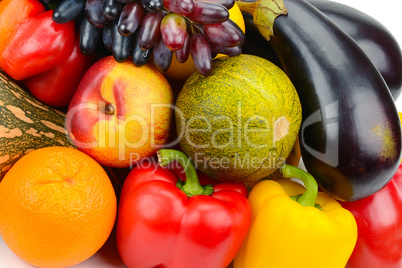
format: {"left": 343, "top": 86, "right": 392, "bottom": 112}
{"left": 0, "top": 0, "right": 45, "bottom": 56}
{"left": 23, "top": 32, "right": 97, "bottom": 107}
{"left": 340, "top": 164, "right": 402, "bottom": 267}
{"left": 0, "top": 10, "right": 75, "bottom": 80}
{"left": 116, "top": 149, "right": 251, "bottom": 268}
{"left": 0, "top": 2, "right": 90, "bottom": 107}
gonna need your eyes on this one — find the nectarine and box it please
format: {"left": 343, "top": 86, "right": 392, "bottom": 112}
{"left": 66, "top": 56, "right": 174, "bottom": 168}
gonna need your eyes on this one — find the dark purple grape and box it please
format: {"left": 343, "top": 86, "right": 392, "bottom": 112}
{"left": 132, "top": 31, "right": 152, "bottom": 66}
{"left": 160, "top": 13, "right": 187, "bottom": 51}
{"left": 118, "top": 2, "right": 145, "bottom": 36}
{"left": 102, "top": 0, "right": 124, "bottom": 20}
{"left": 153, "top": 36, "right": 173, "bottom": 73}
{"left": 202, "top": 19, "right": 244, "bottom": 47}
{"left": 103, "top": 20, "right": 115, "bottom": 51}
{"left": 85, "top": 0, "right": 108, "bottom": 28}
{"left": 164, "top": 0, "right": 195, "bottom": 16}
{"left": 117, "top": 0, "right": 136, "bottom": 3}
{"left": 79, "top": 17, "right": 101, "bottom": 55}
{"left": 190, "top": 32, "right": 212, "bottom": 76}
{"left": 42, "top": 0, "right": 61, "bottom": 3}
{"left": 175, "top": 32, "right": 190, "bottom": 63}
{"left": 112, "top": 20, "right": 135, "bottom": 62}
{"left": 195, "top": 0, "right": 234, "bottom": 9}
{"left": 187, "top": 1, "right": 229, "bottom": 24}
{"left": 210, "top": 43, "right": 241, "bottom": 56}
{"left": 138, "top": 11, "right": 165, "bottom": 50}
{"left": 53, "top": 0, "right": 86, "bottom": 23}
{"left": 141, "top": 0, "right": 164, "bottom": 12}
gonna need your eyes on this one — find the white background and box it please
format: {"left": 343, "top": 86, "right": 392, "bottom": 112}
{"left": 1, "top": 0, "right": 401, "bottom": 267}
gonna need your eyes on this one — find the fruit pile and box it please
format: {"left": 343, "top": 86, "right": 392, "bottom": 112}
{"left": 0, "top": 0, "right": 402, "bottom": 267}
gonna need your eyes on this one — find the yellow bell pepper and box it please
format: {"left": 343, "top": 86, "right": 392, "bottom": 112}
{"left": 233, "top": 164, "right": 357, "bottom": 268}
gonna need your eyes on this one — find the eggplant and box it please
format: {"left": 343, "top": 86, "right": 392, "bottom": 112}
{"left": 308, "top": 0, "right": 402, "bottom": 100}
{"left": 242, "top": 0, "right": 402, "bottom": 100}
{"left": 264, "top": 0, "right": 402, "bottom": 201}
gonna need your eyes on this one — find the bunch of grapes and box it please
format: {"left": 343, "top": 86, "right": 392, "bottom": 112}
{"left": 45, "top": 0, "right": 244, "bottom": 75}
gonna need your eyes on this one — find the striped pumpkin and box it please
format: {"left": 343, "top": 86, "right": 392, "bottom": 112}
{"left": 0, "top": 69, "right": 74, "bottom": 179}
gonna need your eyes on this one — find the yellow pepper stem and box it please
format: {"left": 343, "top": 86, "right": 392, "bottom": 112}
{"left": 280, "top": 164, "right": 318, "bottom": 207}
{"left": 157, "top": 149, "right": 214, "bottom": 197}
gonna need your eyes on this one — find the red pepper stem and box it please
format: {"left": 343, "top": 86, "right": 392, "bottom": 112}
{"left": 157, "top": 149, "right": 213, "bottom": 197}
{"left": 280, "top": 164, "right": 318, "bottom": 207}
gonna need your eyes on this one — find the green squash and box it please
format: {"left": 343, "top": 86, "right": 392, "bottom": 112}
{"left": 0, "top": 69, "right": 74, "bottom": 180}
{"left": 175, "top": 54, "right": 302, "bottom": 182}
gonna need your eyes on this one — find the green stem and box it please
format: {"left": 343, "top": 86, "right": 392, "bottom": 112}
{"left": 157, "top": 149, "right": 213, "bottom": 197}
{"left": 280, "top": 164, "right": 318, "bottom": 207}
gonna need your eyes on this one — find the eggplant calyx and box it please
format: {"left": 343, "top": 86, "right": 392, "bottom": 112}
{"left": 236, "top": 0, "right": 288, "bottom": 41}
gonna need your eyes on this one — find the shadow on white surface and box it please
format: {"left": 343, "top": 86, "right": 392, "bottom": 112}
{"left": 0, "top": 225, "right": 126, "bottom": 268}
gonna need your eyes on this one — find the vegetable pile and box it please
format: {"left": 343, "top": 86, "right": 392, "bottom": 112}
{"left": 0, "top": 0, "right": 402, "bottom": 267}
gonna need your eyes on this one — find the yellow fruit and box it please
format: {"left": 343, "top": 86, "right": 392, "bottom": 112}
{"left": 228, "top": 2, "right": 246, "bottom": 33}
{"left": 400, "top": 112, "right": 402, "bottom": 163}
{"left": 399, "top": 111, "right": 402, "bottom": 125}
{"left": 0, "top": 147, "right": 117, "bottom": 268}
{"left": 165, "top": 54, "right": 198, "bottom": 83}
{"left": 164, "top": 3, "right": 246, "bottom": 82}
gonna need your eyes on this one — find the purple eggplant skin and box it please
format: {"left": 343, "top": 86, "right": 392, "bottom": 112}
{"left": 268, "top": 0, "right": 402, "bottom": 202}
{"left": 308, "top": 0, "right": 402, "bottom": 100}
{"left": 242, "top": 1, "right": 402, "bottom": 100}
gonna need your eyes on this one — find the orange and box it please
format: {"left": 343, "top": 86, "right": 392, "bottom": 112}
{"left": 164, "top": 3, "right": 246, "bottom": 82}
{"left": 0, "top": 146, "right": 117, "bottom": 268}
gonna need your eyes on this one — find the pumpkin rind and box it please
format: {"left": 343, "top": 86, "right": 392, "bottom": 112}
{"left": 0, "top": 69, "right": 74, "bottom": 180}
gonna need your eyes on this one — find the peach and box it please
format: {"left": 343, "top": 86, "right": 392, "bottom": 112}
{"left": 66, "top": 56, "right": 174, "bottom": 168}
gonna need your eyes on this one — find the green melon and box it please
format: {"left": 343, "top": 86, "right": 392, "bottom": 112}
{"left": 175, "top": 54, "right": 302, "bottom": 182}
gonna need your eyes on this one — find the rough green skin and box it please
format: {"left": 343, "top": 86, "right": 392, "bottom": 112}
{"left": 175, "top": 54, "right": 302, "bottom": 182}
{"left": 0, "top": 70, "right": 74, "bottom": 180}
